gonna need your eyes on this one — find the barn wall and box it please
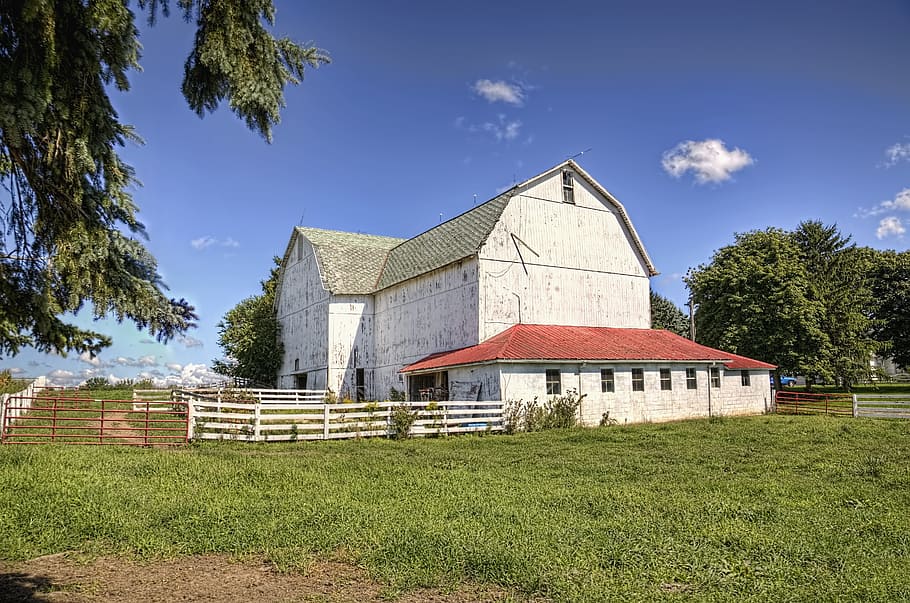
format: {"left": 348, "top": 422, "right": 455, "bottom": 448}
{"left": 478, "top": 172, "right": 651, "bottom": 340}
{"left": 715, "top": 369, "right": 773, "bottom": 416}
{"left": 276, "top": 235, "right": 329, "bottom": 389}
{"left": 327, "top": 295, "right": 375, "bottom": 398}
{"left": 372, "top": 259, "right": 480, "bottom": 399}
{"left": 497, "top": 363, "right": 768, "bottom": 425}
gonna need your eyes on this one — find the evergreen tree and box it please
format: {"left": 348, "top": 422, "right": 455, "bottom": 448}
{"left": 0, "top": 1, "right": 328, "bottom": 357}
{"left": 871, "top": 250, "right": 910, "bottom": 371}
{"left": 650, "top": 290, "right": 689, "bottom": 338}
{"left": 792, "top": 221, "right": 877, "bottom": 388}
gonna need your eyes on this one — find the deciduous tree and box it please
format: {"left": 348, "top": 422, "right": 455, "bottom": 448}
{"left": 685, "top": 228, "right": 828, "bottom": 386}
{"left": 213, "top": 258, "right": 283, "bottom": 386}
{"left": 0, "top": 0, "right": 328, "bottom": 357}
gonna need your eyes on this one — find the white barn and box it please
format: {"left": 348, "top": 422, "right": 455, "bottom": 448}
{"left": 275, "top": 160, "right": 773, "bottom": 424}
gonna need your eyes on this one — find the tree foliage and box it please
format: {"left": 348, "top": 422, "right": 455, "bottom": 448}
{"left": 686, "top": 222, "right": 882, "bottom": 388}
{"left": 650, "top": 290, "right": 689, "bottom": 338}
{"left": 0, "top": 1, "right": 328, "bottom": 358}
{"left": 871, "top": 250, "right": 910, "bottom": 370}
{"left": 685, "top": 227, "right": 828, "bottom": 381}
{"left": 213, "top": 258, "right": 283, "bottom": 386}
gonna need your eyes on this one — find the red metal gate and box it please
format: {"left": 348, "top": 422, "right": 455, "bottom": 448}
{"left": 1, "top": 396, "right": 189, "bottom": 445}
{"left": 774, "top": 391, "right": 853, "bottom": 417}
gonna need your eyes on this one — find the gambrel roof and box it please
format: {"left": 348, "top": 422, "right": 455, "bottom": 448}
{"left": 376, "top": 193, "right": 511, "bottom": 289}
{"left": 288, "top": 228, "right": 403, "bottom": 294}
{"left": 280, "top": 159, "right": 658, "bottom": 295}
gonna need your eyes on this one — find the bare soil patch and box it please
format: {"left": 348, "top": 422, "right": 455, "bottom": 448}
{"left": 0, "top": 554, "right": 528, "bottom": 602}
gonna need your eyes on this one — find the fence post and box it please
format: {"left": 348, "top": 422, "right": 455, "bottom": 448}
{"left": 254, "top": 401, "right": 262, "bottom": 441}
{"left": 185, "top": 401, "right": 194, "bottom": 442}
{"left": 852, "top": 394, "right": 858, "bottom": 418}
{"left": 0, "top": 393, "right": 8, "bottom": 442}
{"left": 323, "top": 404, "right": 330, "bottom": 440}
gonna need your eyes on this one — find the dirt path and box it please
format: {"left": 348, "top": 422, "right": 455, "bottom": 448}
{"left": 0, "top": 554, "right": 531, "bottom": 602}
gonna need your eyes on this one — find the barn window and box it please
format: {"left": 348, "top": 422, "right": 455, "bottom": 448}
{"left": 294, "top": 358, "right": 299, "bottom": 371}
{"left": 601, "top": 368, "right": 615, "bottom": 393}
{"left": 296, "top": 237, "right": 303, "bottom": 261}
{"left": 686, "top": 368, "right": 697, "bottom": 389}
{"left": 356, "top": 368, "right": 366, "bottom": 401}
{"left": 660, "top": 368, "right": 672, "bottom": 391}
{"left": 631, "top": 368, "right": 644, "bottom": 391}
{"left": 740, "top": 370, "right": 751, "bottom": 386}
{"left": 546, "top": 369, "right": 561, "bottom": 395}
{"left": 562, "top": 170, "right": 575, "bottom": 204}
{"left": 295, "top": 373, "right": 308, "bottom": 389}
{"left": 710, "top": 367, "right": 721, "bottom": 388}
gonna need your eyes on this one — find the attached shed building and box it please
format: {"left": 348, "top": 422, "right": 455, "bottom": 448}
{"left": 275, "top": 160, "right": 773, "bottom": 424}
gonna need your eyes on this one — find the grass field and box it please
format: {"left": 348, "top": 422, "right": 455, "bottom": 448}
{"left": 1, "top": 415, "right": 909, "bottom": 601}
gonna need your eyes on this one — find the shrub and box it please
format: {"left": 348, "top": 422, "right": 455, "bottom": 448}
{"left": 388, "top": 387, "right": 406, "bottom": 402}
{"left": 543, "top": 391, "right": 585, "bottom": 429}
{"left": 390, "top": 404, "right": 418, "bottom": 440}
{"left": 503, "top": 390, "right": 585, "bottom": 433}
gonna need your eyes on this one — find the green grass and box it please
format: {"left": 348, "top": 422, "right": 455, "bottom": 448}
{"left": 1, "top": 416, "right": 909, "bottom": 601}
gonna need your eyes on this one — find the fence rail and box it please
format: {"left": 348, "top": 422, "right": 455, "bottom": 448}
{"left": 774, "top": 391, "right": 853, "bottom": 417}
{"left": 853, "top": 394, "right": 910, "bottom": 419}
{"left": 188, "top": 399, "right": 503, "bottom": 442}
{"left": 1, "top": 396, "right": 189, "bottom": 445}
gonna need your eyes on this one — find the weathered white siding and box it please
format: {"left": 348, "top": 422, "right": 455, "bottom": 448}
{"left": 372, "top": 259, "right": 480, "bottom": 398}
{"left": 495, "top": 362, "right": 770, "bottom": 425}
{"left": 715, "top": 369, "right": 773, "bottom": 416}
{"left": 276, "top": 235, "right": 330, "bottom": 388}
{"left": 327, "top": 295, "right": 374, "bottom": 398}
{"left": 478, "top": 172, "right": 650, "bottom": 340}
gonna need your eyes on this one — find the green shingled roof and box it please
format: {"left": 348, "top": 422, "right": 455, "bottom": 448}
{"left": 376, "top": 193, "right": 511, "bottom": 290}
{"left": 295, "top": 227, "right": 403, "bottom": 294}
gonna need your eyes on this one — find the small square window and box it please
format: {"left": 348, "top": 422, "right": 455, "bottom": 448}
{"left": 740, "top": 370, "right": 751, "bottom": 386}
{"left": 562, "top": 171, "right": 575, "bottom": 204}
{"left": 686, "top": 368, "right": 697, "bottom": 390}
{"left": 660, "top": 368, "right": 672, "bottom": 391}
{"left": 601, "top": 368, "right": 615, "bottom": 393}
{"left": 631, "top": 368, "right": 644, "bottom": 392}
{"left": 710, "top": 367, "right": 721, "bottom": 388}
{"left": 546, "top": 369, "right": 561, "bottom": 395}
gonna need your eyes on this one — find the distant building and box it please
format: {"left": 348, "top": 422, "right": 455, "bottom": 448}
{"left": 275, "top": 160, "right": 774, "bottom": 424}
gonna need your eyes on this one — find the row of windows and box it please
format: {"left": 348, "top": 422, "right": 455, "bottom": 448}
{"left": 545, "top": 367, "right": 751, "bottom": 395}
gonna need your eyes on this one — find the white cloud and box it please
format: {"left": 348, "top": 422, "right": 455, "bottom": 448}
{"left": 877, "top": 217, "right": 906, "bottom": 239}
{"left": 47, "top": 369, "right": 78, "bottom": 387}
{"left": 166, "top": 363, "right": 183, "bottom": 372}
{"left": 662, "top": 139, "right": 754, "bottom": 184}
{"left": 473, "top": 79, "right": 524, "bottom": 106}
{"left": 191, "top": 236, "right": 217, "bottom": 250}
{"left": 883, "top": 142, "right": 910, "bottom": 168}
{"left": 8, "top": 367, "right": 24, "bottom": 375}
{"left": 145, "top": 363, "right": 224, "bottom": 388}
{"left": 457, "top": 114, "right": 522, "bottom": 142}
{"left": 191, "top": 236, "right": 239, "bottom": 250}
{"left": 857, "top": 188, "right": 910, "bottom": 218}
{"left": 112, "top": 355, "right": 159, "bottom": 368}
{"left": 177, "top": 335, "right": 204, "bottom": 349}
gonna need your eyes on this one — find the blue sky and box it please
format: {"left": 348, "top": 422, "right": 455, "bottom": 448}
{"left": 5, "top": 0, "right": 910, "bottom": 386}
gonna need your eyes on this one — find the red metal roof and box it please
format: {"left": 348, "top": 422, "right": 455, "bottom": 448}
{"left": 400, "top": 324, "right": 776, "bottom": 373}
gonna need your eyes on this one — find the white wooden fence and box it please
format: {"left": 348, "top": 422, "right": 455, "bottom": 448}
{"left": 0, "top": 377, "right": 47, "bottom": 426}
{"left": 173, "top": 392, "right": 503, "bottom": 442}
{"left": 853, "top": 394, "right": 910, "bottom": 419}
